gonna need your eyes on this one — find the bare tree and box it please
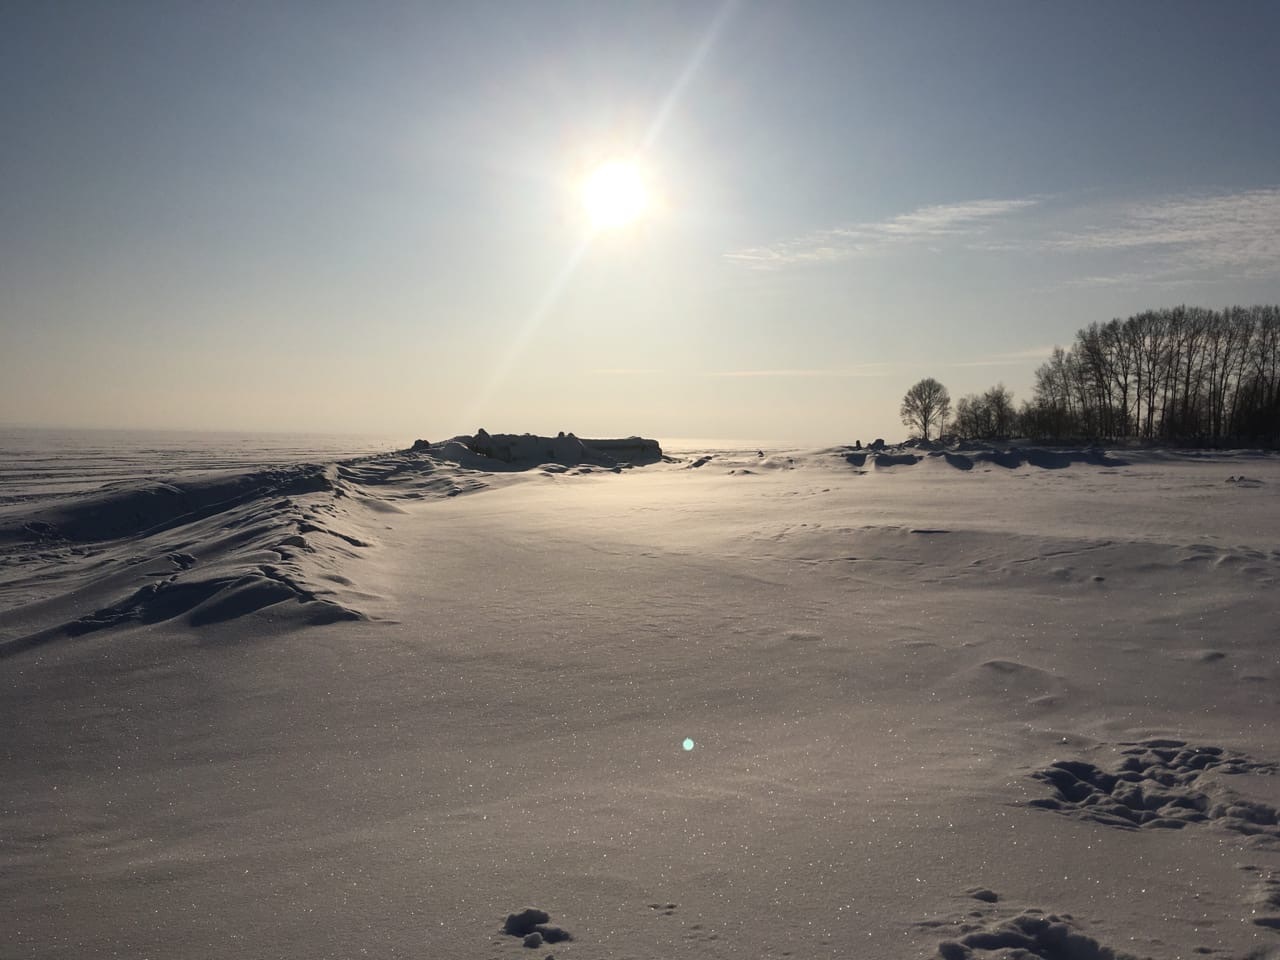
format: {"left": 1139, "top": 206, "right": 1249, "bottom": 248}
{"left": 983, "top": 384, "right": 1016, "bottom": 438}
{"left": 952, "top": 394, "right": 985, "bottom": 438}
{"left": 1025, "top": 305, "right": 1280, "bottom": 445}
{"left": 951, "top": 384, "right": 1017, "bottom": 439}
{"left": 900, "top": 378, "right": 951, "bottom": 441}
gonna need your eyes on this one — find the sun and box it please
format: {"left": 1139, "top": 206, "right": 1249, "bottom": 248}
{"left": 580, "top": 159, "right": 650, "bottom": 230}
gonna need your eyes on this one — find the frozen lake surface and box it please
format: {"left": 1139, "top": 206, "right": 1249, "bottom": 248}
{"left": 0, "top": 427, "right": 408, "bottom": 504}
{"left": 2, "top": 437, "right": 1279, "bottom": 959}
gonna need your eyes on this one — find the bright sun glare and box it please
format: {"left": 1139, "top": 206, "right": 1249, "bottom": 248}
{"left": 580, "top": 159, "right": 650, "bottom": 230}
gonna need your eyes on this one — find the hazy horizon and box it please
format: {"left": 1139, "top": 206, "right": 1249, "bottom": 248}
{"left": 0, "top": 423, "right": 836, "bottom": 453}
{"left": 4, "top": 1, "right": 1280, "bottom": 441}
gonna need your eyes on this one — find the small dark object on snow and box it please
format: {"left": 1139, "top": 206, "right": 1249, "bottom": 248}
{"left": 536, "top": 925, "right": 573, "bottom": 943}
{"left": 503, "top": 908, "right": 550, "bottom": 937}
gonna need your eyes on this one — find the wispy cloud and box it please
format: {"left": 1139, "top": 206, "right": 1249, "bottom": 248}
{"left": 1046, "top": 188, "right": 1280, "bottom": 285}
{"left": 725, "top": 187, "right": 1280, "bottom": 288}
{"left": 705, "top": 350, "right": 1055, "bottom": 377}
{"left": 1056, "top": 271, "right": 1204, "bottom": 290}
{"left": 724, "top": 198, "right": 1040, "bottom": 268}
{"left": 943, "top": 347, "right": 1057, "bottom": 368}
{"left": 708, "top": 364, "right": 896, "bottom": 378}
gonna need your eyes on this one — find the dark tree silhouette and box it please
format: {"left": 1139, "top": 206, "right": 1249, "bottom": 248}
{"left": 953, "top": 384, "right": 1016, "bottom": 440}
{"left": 900, "top": 378, "right": 951, "bottom": 441}
{"left": 898, "top": 306, "right": 1277, "bottom": 446}
{"left": 1021, "top": 305, "right": 1279, "bottom": 445}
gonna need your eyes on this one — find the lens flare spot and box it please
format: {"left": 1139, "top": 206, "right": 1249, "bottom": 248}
{"left": 682, "top": 737, "right": 695, "bottom": 751}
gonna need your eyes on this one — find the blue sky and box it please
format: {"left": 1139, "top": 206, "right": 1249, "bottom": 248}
{"left": 3, "top": 1, "right": 1279, "bottom": 442}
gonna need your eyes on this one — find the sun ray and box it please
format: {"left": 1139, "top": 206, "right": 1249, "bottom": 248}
{"left": 469, "top": 0, "right": 737, "bottom": 419}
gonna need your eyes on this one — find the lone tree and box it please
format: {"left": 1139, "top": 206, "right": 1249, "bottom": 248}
{"left": 900, "top": 377, "right": 952, "bottom": 441}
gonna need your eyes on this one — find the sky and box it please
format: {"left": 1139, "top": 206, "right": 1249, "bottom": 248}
{"left": 3, "top": 0, "right": 1279, "bottom": 444}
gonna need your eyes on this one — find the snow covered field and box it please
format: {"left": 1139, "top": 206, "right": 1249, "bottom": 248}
{"left": 2, "top": 439, "right": 1278, "bottom": 959}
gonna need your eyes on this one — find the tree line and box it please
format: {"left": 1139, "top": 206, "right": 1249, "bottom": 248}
{"left": 900, "top": 305, "right": 1280, "bottom": 446}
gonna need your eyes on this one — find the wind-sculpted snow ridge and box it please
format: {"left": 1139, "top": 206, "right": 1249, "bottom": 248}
{"left": 827, "top": 442, "right": 1280, "bottom": 474}
{"left": 829, "top": 443, "right": 1132, "bottom": 471}
{"left": 919, "top": 889, "right": 1280, "bottom": 959}
{"left": 0, "top": 437, "right": 671, "bottom": 654}
{"left": 1028, "top": 740, "right": 1280, "bottom": 843}
{"left": 1, "top": 466, "right": 365, "bottom": 654}
{"left": 0, "top": 442, "right": 598, "bottom": 655}
{"left": 1020, "top": 742, "right": 1280, "bottom": 951}
{"left": 933, "top": 910, "right": 1146, "bottom": 960}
